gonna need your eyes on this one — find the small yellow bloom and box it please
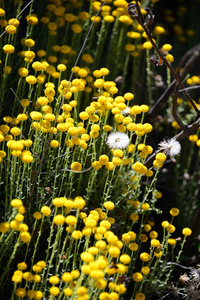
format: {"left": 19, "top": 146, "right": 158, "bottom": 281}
{"left": 3, "top": 44, "right": 15, "bottom": 54}
{"left": 5, "top": 24, "right": 16, "bottom": 34}
{"left": 140, "top": 252, "right": 150, "bottom": 262}
{"left": 132, "top": 272, "right": 143, "bottom": 282}
{"left": 143, "top": 41, "right": 153, "bottom": 49}
{"left": 182, "top": 228, "right": 192, "bottom": 236}
{"left": 170, "top": 208, "right": 179, "bottom": 217}
{"left": 49, "top": 287, "right": 60, "bottom": 296}
{"left": 132, "top": 162, "right": 147, "bottom": 175}
{"left": 166, "top": 224, "right": 176, "bottom": 233}
{"left": 20, "top": 232, "right": 31, "bottom": 243}
{"left": 71, "top": 162, "right": 82, "bottom": 172}
{"left": 41, "top": 206, "right": 51, "bottom": 216}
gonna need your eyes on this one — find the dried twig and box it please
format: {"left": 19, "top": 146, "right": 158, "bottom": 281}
{"left": 0, "top": 0, "right": 35, "bottom": 38}
{"left": 128, "top": 1, "right": 200, "bottom": 130}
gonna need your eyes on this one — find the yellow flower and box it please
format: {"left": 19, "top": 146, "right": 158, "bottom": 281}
{"left": 26, "top": 15, "right": 38, "bottom": 25}
{"left": 10, "top": 127, "right": 21, "bottom": 136}
{"left": 132, "top": 162, "right": 147, "bottom": 175}
{"left": 154, "top": 26, "right": 165, "bottom": 35}
{"left": 33, "top": 211, "right": 42, "bottom": 220}
{"left": 25, "top": 38, "right": 35, "bottom": 47}
{"left": 49, "top": 275, "right": 60, "bottom": 285}
{"left": 141, "top": 266, "right": 150, "bottom": 275}
{"left": 140, "top": 252, "right": 150, "bottom": 262}
{"left": 165, "top": 54, "right": 174, "bottom": 63}
{"left": 18, "top": 68, "right": 29, "bottom": 77}
{"left": 25, "top": 50, "right": 35, "bottom": 60}
{"left": 104, "top": 201, "right": 115, "bottom": 210}
{"left": 100, "top": 68, "right": 109, "bottom": 76}
{"left": 162, "top": 43, "right": 172, "bottom": 51}
{"left": 0, "top": 8, "right": 5, "bottom": 17}
{"left": 120, "top": 254, "right": 131, "bottom": 264}
{"left": 37, "top": 49, "right": 46, "bottom": 57}
{"left": 3, "top": 44, "right": 15, "bottom": 54}
{"left": 17, "top": 262, "right": 27, "bottom": 270}
{"left": 72, "top": 230, "right": 83, "bottom": 239}
{"left": 30, "top": 111, "right": 43, "bottom": 121}
{"left": 129, "top": 243, "right": 138, "bottom": 251}
{"left": 54, "top": 214, "right": 65, "bottom": 225}
{"left": 151, "top": 239, "right": 160, "bottom": 247}
{"left": 17, "top": 113, "right": 28, "bottom": 121}
{"left": 119, "top": 15, "right": 133, "bottom": 25}
{"left": 143, "top": 41, "right": 153, "bottom": 49}
{"left": 182, "top": 228, "right": 192, "bottom": 236}
{"left": 130, "top": 213, "right": 139, "bottom": 222}
{"left": 41, "top": 206, "right": 51, "bottom": 216}
{"left": 5, "top": 24, "right": 16, "bottom": 34}
{"left": 132, "top": 272, "right": 143, "bottom": 282}
{"left": 11, "top": 199, "right": 23, "bottom": 208}
{"left": 141, "top": 203, "right": 150, "bottom": 211}
{"left": 49, "top": 287, "right": 60, "bottom": 296}
{"left": 0, "top": 222, "right": 9, "bottom": 233}
{"left": 71, "top": 162, "right": 82, "bottom": 172}
{"left": 15, "top": 288, "right": 26, "bottom": 297}
{"left": 71, "top": 24, "right": 82, "bottom": 33}
{"left": 166, "top": 224, "right": 176, "bottom": 233}
{"left": 154, "top": 251, "right": 162, "bottom": 258}
{"left": 168, "top": 238, "right": 177, "bottom": 245}
{"left": 65, "top": 215, "right": 77, "bottom": 226}
{"left": 61, "top": 272, "right": 73, "bottom": 283}
{"left": 3, "top": 66, "right": 12, "bottom": 74}
{"left": 32, "top": 61, "right": 43, "bottom": 71}
{"left": 99, "top": 155, "right": 109, "bottom": 165}
{"left": 76, "top": 286, "right": 87, "bottom": 296}
{"left": 50, "top": 140, "right": 59, "bottom": 148}
{"left": 79, "top": 111, "right": 89, "bottom": 120}
{"left": 26, "top": 75, "right": 37, "bottom": 85}
{"left": 153, "top": 160, "right": 163, "bottom": 169}
{"left": 112, "top": 157, "right": 122, "bottom": 166}
{"left": 64, "top": 288, "right": 73, "bottom": 296}
{"left": 78, "top": 68, "right": 88, "bottom": 77}
{"left": 149, "top": 231, "right": 158, "bottom": 239}
{"left": 109, "top": 246, "right": 120, "bottom": 257}
{"left": 136, "top": 293, "right": 145, "bottom": 300}
{"left": 57, "top": 64, "right": 66, "bottom": 72}
{"left": 81, "top": 252, "right": 94, "bottom": 263}
{"left": 20, "top": 232, "right": 31, "bottom": 243}
{"left": 170, "top": 208, "right": 179, "bottom": 217}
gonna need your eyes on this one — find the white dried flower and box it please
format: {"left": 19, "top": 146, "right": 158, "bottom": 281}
{"left": 121, "top": 107, "right": 130, "bottom": 115}
{"left": 158, "top": 138, "right": 181, "bottom": 157}
{"left": 106, "top": 131, "right": 129, "bottom": 149}
{"left": 190, "top": 265, "right": 200, "bottom": 286}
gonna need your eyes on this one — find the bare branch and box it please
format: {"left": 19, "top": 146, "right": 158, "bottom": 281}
{"left": 0, "top": 0, "right": 35, "bottom": 38}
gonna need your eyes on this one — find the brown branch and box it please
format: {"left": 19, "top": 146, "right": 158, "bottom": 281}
{"left": 128, "top": 1, "right": 200, "bottom": 126}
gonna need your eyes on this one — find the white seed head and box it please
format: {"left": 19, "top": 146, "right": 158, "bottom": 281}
{"left": 106, "top": 131, "right": 129, "bottom": 149}
{"left": 120, "top": 107, "right": 130, "bottom": 115}
{"left": 158, "top": 138, "right": 181, "bottom": 157}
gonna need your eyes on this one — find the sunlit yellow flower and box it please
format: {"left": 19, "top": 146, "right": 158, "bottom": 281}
{"left": 5, "top": 24, "right": 16, "bottom": 34}
{"left": 182, "top": 228, "right": 192, "bottom": 236}
{"left": 3, "top": 44, "right": 15, "bottom": 54}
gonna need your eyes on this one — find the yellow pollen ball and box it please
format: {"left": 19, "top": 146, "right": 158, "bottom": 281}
{"left": 132, "top": 272, "right": 143, "bottom": 282}
{"left": 182, "top": 228, "right": 192, "bottom": 236}
{"left": 109, "top": 246, "right": 120, "bottom": 257}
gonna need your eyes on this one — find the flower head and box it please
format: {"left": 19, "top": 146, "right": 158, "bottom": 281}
{"left": 107, "top": 132, "right": 129, "bottom": 149}
{"left": 158, "top": 138, "right": 181, "bottom": 157}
